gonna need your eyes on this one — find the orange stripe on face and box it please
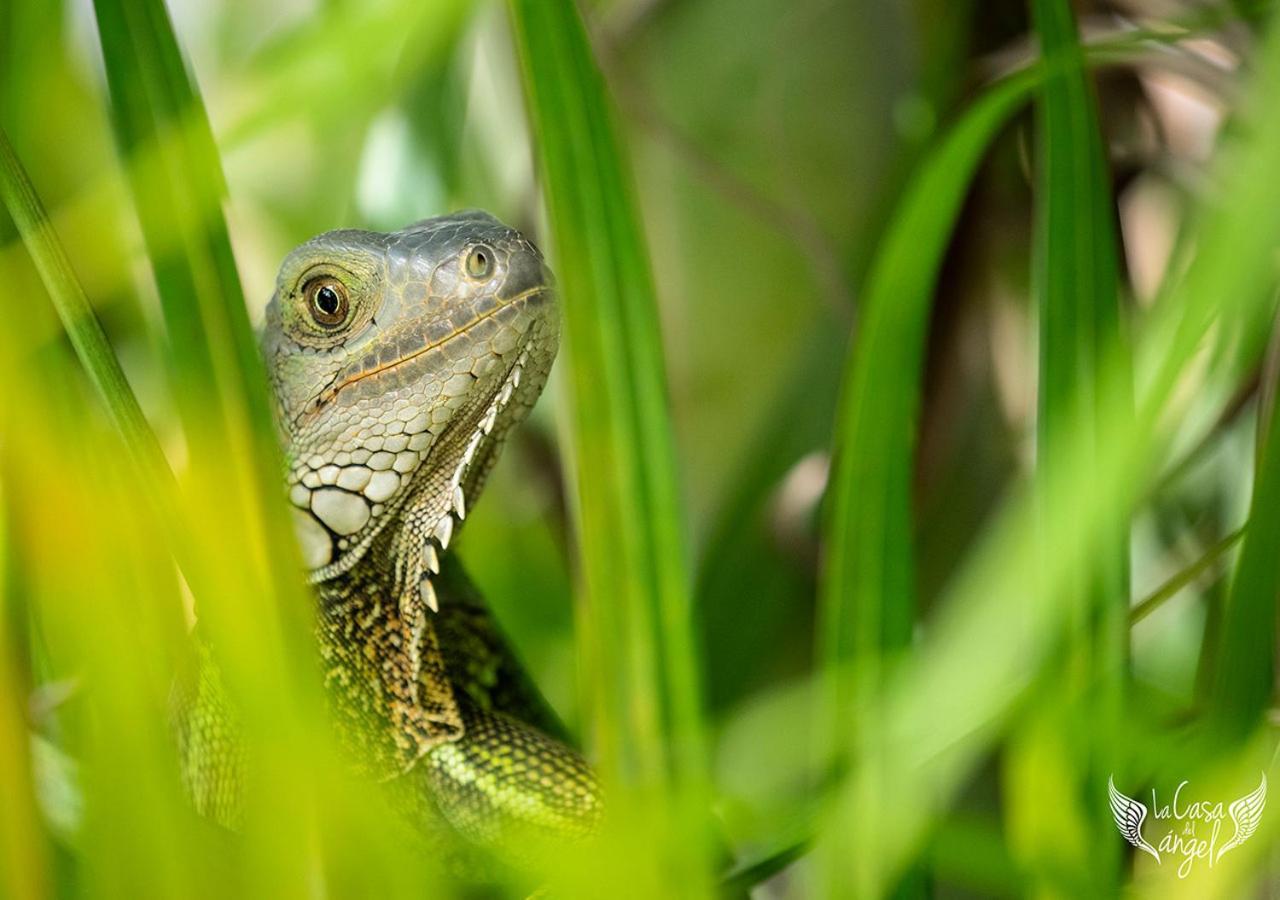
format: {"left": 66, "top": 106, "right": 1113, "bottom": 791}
{"left": 317, "top": 287, "right": 548, "bottom": 406}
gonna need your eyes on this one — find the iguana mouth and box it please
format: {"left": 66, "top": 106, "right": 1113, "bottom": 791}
{"left": 318, "top": 286, "right": 549, "bottom": 407}
{"left": 303, "top": 337, "right": 534, "bottom": 586}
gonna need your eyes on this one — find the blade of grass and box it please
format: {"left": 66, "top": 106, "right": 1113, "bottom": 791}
{"left": 719, "top": 836, "right": 812, "bottom": 894}
{"left": 0, "top": 128, "right": 190, "bottom": 574}
{"left": 1213, "top": 256, "right": 1280, "bottom": 732}
{"left": 87, "top": 3, "right": 314, "bottom": 639}
{"left": 1130, "top": 526, "right": 1244, "bottom": 625}
{"left": 89, "top": 0, "right": 333, "bottom": 891}
{"left": 30, "top": 369, "right": 194, "bottom": 899}
{"left": 507, "top": 0, "right": 709, "bottom": 891}
{"left": 90, "top": 0, "right": 276, "bottom": 477}
{"left": 1209, "top": 396, "right": 1280, "bottom": 734}
{"left": 0, "top": 130, "right": 159, "bottom": 462}
{"left": 1017, "top": 0, "right": 1129, "bottom": 889}
{"left": 815, "top": 68, "right": 1037, "bottom": 895}
{"left": 0, "top": 487, "right": 48, "bottom": 900}
{"left": 1030, "top": 0, "right": 1128, "bottom": 609}
{"left": 826, "top": 11, "right": 1280, "bottom": 889}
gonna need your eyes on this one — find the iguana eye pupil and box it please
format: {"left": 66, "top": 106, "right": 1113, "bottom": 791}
{"left": 305, "top": 278, "right": 349, "bottom": 327}
{"left": 465, "top": 246, "right": 493, "bottom": 279}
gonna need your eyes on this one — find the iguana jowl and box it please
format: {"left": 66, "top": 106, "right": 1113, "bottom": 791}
{"left": 173, "top": 211, "right": 600, "bottom": 857}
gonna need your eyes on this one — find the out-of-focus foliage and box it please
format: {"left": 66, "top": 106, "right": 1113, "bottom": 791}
{"left": 508, "top": 0, "right": 711, "bottom": 895}
{"left": 3, "top": 0, "right": 1280, "bottom": 897}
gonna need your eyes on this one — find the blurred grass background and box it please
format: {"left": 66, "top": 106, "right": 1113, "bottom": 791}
{"left": 3, "top": 0, "right": 1280, "bottom": 897}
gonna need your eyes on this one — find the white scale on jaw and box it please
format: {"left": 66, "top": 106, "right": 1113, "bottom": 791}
{"left": 292, "top": 345, "right": 531, "bottom": 615}
{"left": 416, "top": 348, "right": 527, "bottom": 613}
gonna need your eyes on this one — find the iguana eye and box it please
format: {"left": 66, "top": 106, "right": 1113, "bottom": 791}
{"left": 305, "top": 277, "right": 350, "bottom": 327}
{"left": 465, "top": 245, "right": 494, "bottom": 280}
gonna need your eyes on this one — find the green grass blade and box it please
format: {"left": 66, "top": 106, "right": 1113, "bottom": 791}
{"left": 1210, "top": 406, "right": 1280, "bottom": 732}
{"left": 88, "top": 0, "right": 314, "bottom": 647}
{"left": 0, "top": 128, "right": 189, "bottom": 568}
{"left": 90, "top": 0, "right": 278, "bottom": 473}
{"left": 824, "top": 13, "right": 1280, "bottom": 888}
{"left": 1022, "top": 0, "right": 1129, "bottom": 887}
{"left": 507, "top": 0, "right": 709, "bottom": 888}
{"left": 1031, "top": 0, "right": 1128, "bottom": 566}
{"left": 89, "top": 0, "right": 333, "bottom": 890}
{"left": 815, "top": 70, "right": 1036, "bottom": 894}
{"left": 0, "top": 130, "right": 155, "bottom": 459}
{"left": 1129, "top": 525, "right": 1243, "bottom": 625}
{"left": 0, "top": 491, "right": 48, "bottom": 900}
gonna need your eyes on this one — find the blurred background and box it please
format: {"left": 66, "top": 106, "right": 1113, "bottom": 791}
{"left": 2, "top": 0, "right": 1277, "bottom": 897}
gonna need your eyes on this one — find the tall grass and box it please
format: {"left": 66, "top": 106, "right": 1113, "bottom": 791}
{"left": 0, "top": 129, "right": 185, "bottom": 554}
{"left": 2, "top": 1, "right": 1280, "bottom": 897}
{"left": 822, "top": 11, "right": 1280, "bottom": 897}
{"left": 508, "top": 0, "right": 710, "bottom": 893}
{"left": 91, "top": 2, "right": 343, "bottom": 894}
{"left": 815, "top": 69, "right": 1035, "bottom": 895}
{"left": 1013, "top": 2, "right": 1129, "bottom": 892}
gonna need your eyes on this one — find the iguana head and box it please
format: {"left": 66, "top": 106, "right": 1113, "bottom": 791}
{"left": 262, "top": 211, "right": 558, "bottom": 587}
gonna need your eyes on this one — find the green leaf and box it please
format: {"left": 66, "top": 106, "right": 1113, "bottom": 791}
{"left": 0, "top": 493, "right": 50, "bottom": 900}
{"left": 88, "top": 0, "right": 313, "bottom": 634}
{"left": 815, "top": 69, "right": 1037, "bottom": 893}
{"left": 822, "top": 13, "right": 1280, "bottom": 890}
{"left": 89, "top": 0, "right": 333, "bottom": 887}
{"left": 90, "top": 0, "right": 274, "bottom": 470}
{"left": 507, "top": 0, "right": 710, "bottom": 888}
{"left": 1211, "top": 410, "right": 1280, "bottom": 731}
{"left": 1129, "top": 525, "right": 1243, "bottom": 625}
{"left": 0, "top": 128, "right": 184, "bottom": 551}
{"left": 1021, "top": 0, "right": 1129, "bottom": 886}
{"left": 1031, "top": 0, "right": 1129, "bottom": 551}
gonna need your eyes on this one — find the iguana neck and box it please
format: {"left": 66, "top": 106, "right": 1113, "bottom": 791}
{"left": 316, "top": 528, "right": 459, "bottom": 780}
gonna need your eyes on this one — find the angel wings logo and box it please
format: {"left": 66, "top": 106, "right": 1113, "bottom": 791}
{"left": 1108, "top": 774, "right": 1267, "bottom": 878}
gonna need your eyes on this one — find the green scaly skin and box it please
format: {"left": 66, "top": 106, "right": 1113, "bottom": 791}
{"left": 173, "top": 211, "right": 600, "bottom": 866}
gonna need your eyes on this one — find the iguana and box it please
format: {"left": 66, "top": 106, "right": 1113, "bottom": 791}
{"left": 172, "top": 211, "right": 600, "bottom": 867}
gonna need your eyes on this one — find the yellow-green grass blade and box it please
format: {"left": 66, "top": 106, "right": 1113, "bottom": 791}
{"left": 0, "top": 489, "right": 48, "bottom": 900}
{"left": 507, "top": 0, "right": 710, "bottom": 891}
{"left": 89, "top": 0, "right": 337, "bottom": 890}
{"left": 0, "top": 128, "right": 190, "bottom": 575}
{"left": 21, "top": 384, "right": 193, "bottom": 899}
{"left": 0, "top": 265, "right": 198, "bottom": 896}
{"left": 814, "top": 68, "right": 1036, "bottom": 895}
{"left": 0, "top": 142, "right": 215, "bottom": 892}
